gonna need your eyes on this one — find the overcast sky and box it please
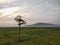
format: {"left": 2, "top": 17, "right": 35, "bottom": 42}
{"left": 0, "top": 0, "right": 60, "bottom": 27}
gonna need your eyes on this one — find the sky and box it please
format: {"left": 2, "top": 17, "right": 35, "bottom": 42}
{"left": 0, "top": 0, "right": 60, "bottom": 27}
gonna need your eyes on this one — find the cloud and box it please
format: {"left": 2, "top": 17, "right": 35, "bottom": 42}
{"left": 0, "top": 0, "right": 60, "bottom": 27}
{"left": 48, "top": 0, "right": 60, "bottom": 7}
{"left": 0, "top": 7, "right": 20, "bottom": 17}
{"left": 22, "top": 0, "right": 60, "bottom": 24}
{"left": 0, "top": 0, "right": 60, "bottom": 9}
{"left": 0, "top": 0, "right": 27, "bottom": 9}
{"left": 0, "top": 0, "right": 16, "bottom": 3}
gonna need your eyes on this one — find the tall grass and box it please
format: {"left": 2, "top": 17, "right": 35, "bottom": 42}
{"left": 0, "top": 27, "right": 60, "bottom": 45}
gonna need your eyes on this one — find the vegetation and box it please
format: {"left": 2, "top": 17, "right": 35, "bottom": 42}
{"left": 0, "top": 27, "right": 60, "bottom": 45}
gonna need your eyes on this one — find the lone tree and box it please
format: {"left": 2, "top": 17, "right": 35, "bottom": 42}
{"left": 15, "top": 15, "right": 26, "bottom": 42}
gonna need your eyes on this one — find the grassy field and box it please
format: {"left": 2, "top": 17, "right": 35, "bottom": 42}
{"left": 0, "top": 27, "right": 60, "bottom": 45}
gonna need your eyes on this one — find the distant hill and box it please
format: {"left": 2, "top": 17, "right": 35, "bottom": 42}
{"left": 26, "top": 23, "right": 60, "bottom": 27}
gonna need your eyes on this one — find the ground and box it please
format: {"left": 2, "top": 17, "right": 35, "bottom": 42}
{"left": 0, "top": 27, "right": 60, "bottom": 45}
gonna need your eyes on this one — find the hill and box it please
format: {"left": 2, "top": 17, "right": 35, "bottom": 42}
{"left": 26, "top": 23, "right": 60, "bottom": 27}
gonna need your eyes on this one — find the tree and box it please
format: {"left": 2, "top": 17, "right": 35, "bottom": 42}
{"left": 15, "top": 15, "right": 26, "bottom": 42}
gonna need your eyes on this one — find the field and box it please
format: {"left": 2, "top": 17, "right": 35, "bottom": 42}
{"left": 0, "top": 27, "right": 60, "bottom": 45}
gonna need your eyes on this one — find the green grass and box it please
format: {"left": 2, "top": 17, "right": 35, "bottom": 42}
{"left": 0, "top": 27, "right": 60, "bottom": 45}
